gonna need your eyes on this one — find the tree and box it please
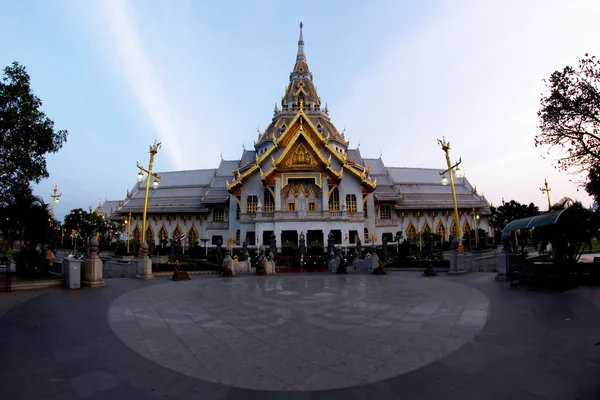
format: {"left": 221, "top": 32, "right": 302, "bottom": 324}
{"left": 0, "top": 61, "right": 68, "bottom": 205}
{"left": 489, "top": 200, "right": 540, "bottom": 243}
{"left": 585, "top": 164, "right": 600, "bottom": 205}
{"left": 535, "top": 54, "right": 600, "bottom": 173}
{"left": 0, "top": 184, "right": 51, "bottom": 245}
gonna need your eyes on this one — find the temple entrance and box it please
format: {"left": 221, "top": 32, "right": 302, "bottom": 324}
{"left": 281, "top": 230, "right": 298, "bottom": 256}
{"left": 262, "top": 231, "right": 273, "bottom": 247}
{"left": 307, "top": 230, "right": 324, "bottom": 254}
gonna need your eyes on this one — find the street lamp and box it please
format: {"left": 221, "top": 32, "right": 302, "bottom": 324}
{"left": 438, "top": 137, "right": 464, "bottom": 254}
{"left": 136, "top": 140, "right": 162, "bottom": 257}
{"left": 124, "top": 212, "right": 132, "bottom": 254}
{"left": 539, "top": 178, "right": 552, "bottom": 211}
{"left": 50, "top": 185, "right": 62, "bottom": 220}
{"left": 472, "top": 207, "right": 480, "bottom": 247}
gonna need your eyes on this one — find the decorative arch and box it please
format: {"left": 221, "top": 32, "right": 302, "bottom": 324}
{"left": 422, "top": 221, "right": 432, "bottom": 235}
{"left": 463, "top": 220, "right": 472, "bottom": 233}
{"left": 145, "top": 225, "right": 154, "bottom": 245}
{"left": 436, "top": 220, "right": 446, "bottom": 240}
{"left": 450, "top": 220, "right": 457, "bottom": 238}
{"left": 329, "top": 187, "right": 340, "bottom": 211}
{"left": 406, "top": 222, "right": 418, "bottom": 241}
{"left": 132, "top": 225, "right": 141, "bottom": 241}
{"left": 172, "top": 224, "right": 183, "bottom": 246}
{"left": 158, "top": 224, "right": 168, "bottom": 246}
{"left": 188, "top": 225, "right": 199, "bottom": 247}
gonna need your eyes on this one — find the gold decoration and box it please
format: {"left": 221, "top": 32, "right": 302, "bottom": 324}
{"left": 287, "top": 143, "right": 316, "bottom": 167}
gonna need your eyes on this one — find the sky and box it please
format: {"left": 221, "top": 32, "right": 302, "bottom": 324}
{"left": 1, "top": 0, "right": 599, "bottom": 220}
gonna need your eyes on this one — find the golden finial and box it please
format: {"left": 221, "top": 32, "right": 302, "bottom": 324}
{"left": 299, "top": 98, "right": 304, "bottom": 111}
{"left": 255, "top": 153, "right": 259, "bottom": 163}
{"left": 274, "top": 103, "right": 279, "bottom": 114}
{"left": 271, "top": 155, "right": 276, "bottom": 165}
{"left": 324, "top": 102, "right": 328, "bottom": 113}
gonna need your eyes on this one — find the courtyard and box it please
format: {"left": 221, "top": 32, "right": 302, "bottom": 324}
{"left": 0, "top": 272, "right": 599, "bottom": 399}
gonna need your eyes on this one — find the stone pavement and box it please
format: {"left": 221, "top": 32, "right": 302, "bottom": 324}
{"left": 0, "top": 272, "right": 599, "bottom": 399}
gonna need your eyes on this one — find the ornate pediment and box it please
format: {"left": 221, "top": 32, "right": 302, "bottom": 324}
{"left": 286, "top": 143, "right": 317, "bottom": 168}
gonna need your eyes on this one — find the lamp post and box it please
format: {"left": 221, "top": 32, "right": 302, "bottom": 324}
{"left": 50, "top": 185, "right": 62, "bottom": 220}
{"left": 136, "top": 140, "right": 162, "bottom": 257}
{"left": 124, "top": 212, "right": 132, "bottom": 254}
{"left": 472, "top": 208, "right": 480, "bottom": 247}
{"left": 438, "top": 137, "right": 464, "bottom": 254}
{"left": 539, "top": 178, "right": 552, "bottom": 211}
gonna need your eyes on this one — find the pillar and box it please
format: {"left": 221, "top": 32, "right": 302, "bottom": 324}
{"left": 275, "top": 176, "right": 281, "bottom": 211}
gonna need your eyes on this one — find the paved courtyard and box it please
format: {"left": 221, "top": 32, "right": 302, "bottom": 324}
{"left": 0, "top": 272, "right": 599, "bottom": 399}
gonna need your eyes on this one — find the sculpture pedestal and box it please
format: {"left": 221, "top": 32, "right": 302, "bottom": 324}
{"left": 495, "top": 253, "right": 514, "bottom": 281}
{"left": 448, "top": 252, "right": 467, "bottom": 275}
{"left": 135, "top": 258, "right": 154, "bottom": 280}
{"left": 83, "top": 257, "right": 106, "bottom": 288}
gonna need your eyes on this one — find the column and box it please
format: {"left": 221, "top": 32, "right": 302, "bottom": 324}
{"left": 275, "top": 176, "right": 281, "bottom": 211}
{"left": 322, "top": 176, "right": 329, "bottom": 211}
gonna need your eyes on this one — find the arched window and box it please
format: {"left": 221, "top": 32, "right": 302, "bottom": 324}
{"left": 145, "top": 225, "right": 154, "bottom": 246}
{"left": 463, "top": 220, "right": 472, "bottom": 233}
{"left": 133, "top": 226, "right": 141, "bottom": 242}
{"left": 450, "top": 220, "right": 457, "bottom": 238}
{"left": 436, "top": 221, "right": 446, "bottom": 240}
{"left": 406, "top": 223, "right": 417, "bottom": 241}
{"left": 246, "top": 195, "right": 258, "bottom": 214}
{"left": 172, "top": 225, "right": 183, "bottom": 247}
{"left": 159, "top": 225, "right": 168, "bottom": 246}
{"left": 346, "top": 194, "right": 357, "bottom": 212}
{"left": 287, "top": 193, "right": 296, "bottom": 211}
{"left": 264, "top": 189, "right": 275, "bottom": 212}
{"left": 422, "top": 221, "right": 432, "bottom": 235}
{"left": 308, "top": 192, "right": 316, "bottom": 211}
{"left": 329, "top": 188, "right": 340, "bottom": 211}
{"left": 187, "top": 225, "right": 198, "bottom": 247}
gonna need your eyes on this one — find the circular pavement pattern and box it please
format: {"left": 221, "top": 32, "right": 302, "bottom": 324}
{"left": 108, "top": 274, "right": 489, "bottom": 391}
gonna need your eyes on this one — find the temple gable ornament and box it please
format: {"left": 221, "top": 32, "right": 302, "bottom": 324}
{"left": 287, "top": 143, "right": 317, "bottom": 167}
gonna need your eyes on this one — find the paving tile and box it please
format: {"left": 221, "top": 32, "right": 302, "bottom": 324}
{"left": 290, "top": 368, "right": 359, "bottom": 391}
{"left": 69, "top": 371, "right": 123, "bottom": 398}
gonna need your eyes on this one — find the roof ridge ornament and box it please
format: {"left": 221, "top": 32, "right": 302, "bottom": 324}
{"left": 297, "top": 21, "right": 306, "bottom": 63}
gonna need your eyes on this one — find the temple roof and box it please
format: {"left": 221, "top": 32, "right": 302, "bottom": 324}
{"left": 255, "top": 23, "right": 346, "bottom": 147}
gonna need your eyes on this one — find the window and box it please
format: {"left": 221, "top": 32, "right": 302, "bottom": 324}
{"left": 308, "top": 202, "right": 315, "bottom": 211}
{"left": 236, "top": 230, "right": 240, "bottom": 244}
{"left": 287, "top": 202, "right": 296, "bottom": 211}
{"left": 213, "top": 207, "right": 224, "bottom": 222}
{"left": 264, "top": 189, "right": 275, "bottom": 212}
{"left": 364, "top": 228, "right": 369, "bottom": 242}
{"left": 235, "top": 203, "right": 240, "bottom": 220}
{"left": 380, "top": 205, "right": 392, "bottom": 220}
{"left": 363, "top": 204, "right": 368, "bottom": 218}
{"left": 246, "top": 195, "right": 258, "bottom": 214}
{"left": 407, "top": 224, "right": 417, "bottom": 241}
{"left": 329, "top": 188, "right": 340, "bottom": 211}
{"left": 346, "top": 194, "right": 357, "bottom": 212}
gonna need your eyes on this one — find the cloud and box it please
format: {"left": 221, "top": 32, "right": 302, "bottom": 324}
{"left": 99, "top": 0, "right": 185, "bottom": 170}
{"left": 336, "top": 0, "right": 600, "bottom": 207}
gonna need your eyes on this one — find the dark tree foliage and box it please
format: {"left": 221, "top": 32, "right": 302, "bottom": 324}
{"left": 585, "top": 165, "right": 600, "bottom": 205}
{"left": 0, "top": 61, "right": 68, "bottom": 205}
{"left": 489, "top": 200, "right": 540, "bottom": 231}
{"left": 536, "top": 54, "right": 600, "bottom": 173}
{"left": 0, "top": 184, "right": 51, "bottom": 245}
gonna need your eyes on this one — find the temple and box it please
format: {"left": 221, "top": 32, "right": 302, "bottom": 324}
{"left": 107, "top": 23, "right": 491, "bottom": 253}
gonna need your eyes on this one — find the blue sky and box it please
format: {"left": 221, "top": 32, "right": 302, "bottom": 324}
{"left": 1, "top": 0, "right": 599, "bottom": 220}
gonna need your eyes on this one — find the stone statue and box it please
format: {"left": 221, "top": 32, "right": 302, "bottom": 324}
{"left": 256, "top": 246, "right": 267, "bottom": 275}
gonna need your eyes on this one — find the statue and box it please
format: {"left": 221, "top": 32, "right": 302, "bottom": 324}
{"left": 256, "top": 246, "right": 267, "bottom": 276}
{"left": 172, "top": 260, "right": 191, "bottom": 281}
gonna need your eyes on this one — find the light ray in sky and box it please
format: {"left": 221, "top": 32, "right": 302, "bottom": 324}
{"left": 100, "top": 0, "right": 184, "bottom": 169}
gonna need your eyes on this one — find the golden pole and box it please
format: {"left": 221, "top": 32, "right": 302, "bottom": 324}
{"left": 438, "top": 137, "right": 463, "bottom": 254}
{"left": 472, "top": 208, "right": 479, "bottom": 246}
{"left": 539, "top": 178, "right": 552, "bottom": 210}
{"left": 136, "top": 141, "right": 162, "bottom": 256}
{"left": 50, "top": 185, "right": 62, "bottom": 220}
{"left": 126, "top": 212, "right": 131, "bottom": 253}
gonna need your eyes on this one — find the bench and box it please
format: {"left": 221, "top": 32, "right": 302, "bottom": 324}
{"left": 509, "top": 265, "right": 544, "bottom": 286}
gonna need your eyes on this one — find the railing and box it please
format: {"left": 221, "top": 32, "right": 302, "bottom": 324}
{"left": 206, "top": 221, "right": 229, "bottom": 229}
{"left": 246, "top": 210, "right": 365, "bottom": 221}
{"left": 375, "top": 218, "right": 398, "bottom": 227}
